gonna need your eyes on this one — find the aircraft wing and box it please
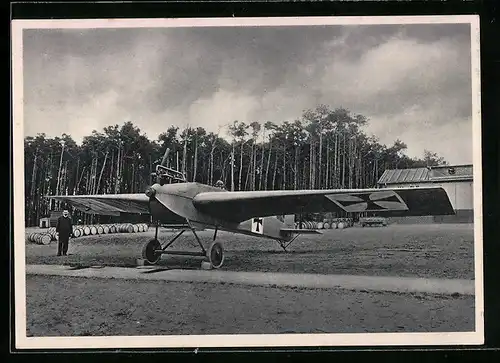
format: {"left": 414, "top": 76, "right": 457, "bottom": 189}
{"left": 192, "top": 186, "right": 455, "bottom": 223}
{"left": 46, "top": 194, "right": 150, "bottom": 216}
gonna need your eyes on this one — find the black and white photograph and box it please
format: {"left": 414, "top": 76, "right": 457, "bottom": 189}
{"left": 12, "top": 16, "right": 483, "bottom": 349}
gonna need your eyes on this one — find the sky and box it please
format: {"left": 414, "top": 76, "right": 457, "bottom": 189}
{"left": 21, "top": 20, "right": 475, "bottom": 164}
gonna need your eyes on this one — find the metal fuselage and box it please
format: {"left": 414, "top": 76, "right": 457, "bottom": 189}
{"left": 146, "top": 182, "right": 293, "bottom": 242}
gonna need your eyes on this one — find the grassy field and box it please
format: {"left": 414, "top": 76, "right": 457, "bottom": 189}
{"left": 25, "top": 275, "right": 475, "bottom": 337}
{"left": 25, "top": 223, "right": 475, "bottom": 279}
{"left": 23, "top": 223, "right": 477, "bottom": 338}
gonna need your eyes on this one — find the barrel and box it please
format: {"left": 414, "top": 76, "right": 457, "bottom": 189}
{"left": 32, "top": 233, "right": 52, "bottom": 245}
{"left": 338, "top": 222, "right": 345, "bottom": 229}
{"left": 110, "top": 224, "right": 117, "bottom": 233}
{"left": 73, "top": 228, "right": 82, "bottom": 238}
{"left": 317, "top": 222, "right": 324, "bottom": 229}
{"left": 83, "top": 226, "right": 91, "bottom": 236}
{"left": 97, "top": 225, "right": 104, "bottom": 234}
{"left": 133, "top": 224, "right": 139, "bottom": 233}
{"left": 323, "top": 222, "right": 330, "bottom": 229}
{"left": 89, "top": 226, "right": 97, "bottom": 235}
{"left": 102, "top": 225, "right": 110, "bottom": 234}
{"left": 142, "top": 223, "right": 149, "bottom": 232}
{"left": 125, "top": 223, "right": 134, "bottom": 233}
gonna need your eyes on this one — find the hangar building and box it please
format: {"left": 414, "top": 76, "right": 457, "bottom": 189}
{"left": 377, "top": 164, "right": 473, "bottom": 223}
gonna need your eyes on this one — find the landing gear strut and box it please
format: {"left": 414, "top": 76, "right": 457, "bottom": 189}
{"left": 141, "top": 220, "right": 225, "bottom": 269}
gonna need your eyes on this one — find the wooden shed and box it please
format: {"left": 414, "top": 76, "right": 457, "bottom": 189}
{"left": 49, "top": 211, "right": 63, "bottom": 228}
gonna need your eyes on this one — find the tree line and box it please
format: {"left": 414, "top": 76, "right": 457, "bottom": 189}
{"left": 23, "top": 104, "right": 446, "bottom": 226}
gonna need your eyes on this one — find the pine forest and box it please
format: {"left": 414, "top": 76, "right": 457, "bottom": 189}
{"left": 23, "top": 105, "right": 447, "bottom": 226}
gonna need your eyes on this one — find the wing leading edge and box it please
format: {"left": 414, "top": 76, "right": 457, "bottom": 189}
{"left": 46, "top": 194, "right": 150, "bottom": 216}
{"left": 193, "top": 187, "right": 455, "bottom": 223}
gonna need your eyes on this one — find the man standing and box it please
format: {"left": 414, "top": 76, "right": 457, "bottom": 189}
{"left": 56, "top": 209, "right": 73, "bottom": 256}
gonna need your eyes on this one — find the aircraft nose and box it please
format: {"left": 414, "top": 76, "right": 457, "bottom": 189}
{"left": 145, "top": 183, "right": 163, "bottom": 199}
{"left": 145, "top": 186, "right": 156, "bottom": 198}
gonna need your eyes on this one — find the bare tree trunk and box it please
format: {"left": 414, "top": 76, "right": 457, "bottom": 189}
{"left": 303, "top": 155, "right": 308, "bottom": 191}
{"left": 294, "top": 146, "right": 299, "bottom": 190}
{"left": 62, "top": 160, "right": 68, "bottom": 195}
{"left": 131, "top": 160, "right": 136, "bottom": 193}
{"left": 282, "top": 143, "right": 286, "bottom": 190}
{"left": 209, "top": 140, "right": 216, "bottom": 185}
{"left": 318, "top": 132, "right": 323, "bottom": 189}
{"left": 193, "top": 137, "right": 198, "bottom": 182}
{"left": 115, "top": 146, "right": 121, "bottom": 194}
{"left": 253, "top": 145, "right": 257, "bottom": 191}
{"left": 30, "top": 149, "right": 38, "bottom": 225}
{"left": 342, "top": 132, "right": 346, "bottom": 188}
{"left": 97, "top": 151, "right": 108, "bottom": 194}
{"left": 231, "top": 144, "right": 235, "bottom": 191}
{"left": 92, "top": 156, "right": 99, "bottom": 195}
{"left": 309, "top": 141, "right": 312, "bottom": 189}
{"left": 244, "top": 143, "right": 253, "bottom": 191}
{"left": 259, "top": 144, "right": 264, "bottom": 190}
{"left": 333, "top": 133, "right": 338, "bottom": 188}
{"left": 85, "top": 168, "right": 90, "bottom": 196}
{"left": 74, "top": 158, "right": 80, "bottom": 195}
{"left": 238, "top": 142, "right": 244, "bottom": 191}
{"left": 76, "top": 166, "right": 86, "bottom": 195}
{"left": 55, "top": 143, "right": 65, "bottom": 209}
{"left": 272, "top": 151, "right": 278, "bottom": 190}
{"left": 265, "top": 141, "right": 272, "bottom": 190}
{"left": 325, "top": 138, "right": 330, "bottom": 189}
{"left": 182, "top": 138, "right": 187, "bottom": 179}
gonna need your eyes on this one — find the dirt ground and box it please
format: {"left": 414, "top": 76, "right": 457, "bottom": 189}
{"left": 23, "top": 223, "right": 477, "bottom": 337}
{"left": 25, "top": 224, "right": 475, "bottom": 279}
{"left": 25, "top": 275, "right": 475, "bottom": 336}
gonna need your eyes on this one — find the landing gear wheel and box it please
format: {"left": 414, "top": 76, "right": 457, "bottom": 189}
{"left": 142, "top": 239, "right": 162, "bottom": 264}
{"left": 206, "top": 241, "right": 224, "bottom": 269}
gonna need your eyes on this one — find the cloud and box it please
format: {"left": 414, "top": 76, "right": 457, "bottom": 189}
{"left": 21, "top": 23, "right": 474, "bottom": 164}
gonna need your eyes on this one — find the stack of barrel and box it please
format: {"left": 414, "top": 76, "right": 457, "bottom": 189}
{"left": 294, "top": 218, "right": 354, "bottom": 230}
{"left": 71, "top": 223, "right": 149, "bottom": 238}
{"left": 27, "top": 231, "right": 53, "bottom": 245}
{"left": 27, "top": 223, "right": 150, "bottom": 244}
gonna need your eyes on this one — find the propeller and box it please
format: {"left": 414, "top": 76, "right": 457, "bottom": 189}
{"left": 160, "top": 148, "right": 170, "bottom": 168}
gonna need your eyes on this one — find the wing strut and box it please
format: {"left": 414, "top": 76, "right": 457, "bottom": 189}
{"left": 278, "top": 234, "right": 300, "bottom": 252}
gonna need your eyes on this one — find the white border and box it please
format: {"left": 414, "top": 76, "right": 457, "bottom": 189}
{"left": 12, "top": 15, "right": 483, "bottom": 349}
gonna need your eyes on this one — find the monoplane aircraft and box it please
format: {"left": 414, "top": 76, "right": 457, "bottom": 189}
{"left": 48, "top": 149, "right": 455, "bottom": 269}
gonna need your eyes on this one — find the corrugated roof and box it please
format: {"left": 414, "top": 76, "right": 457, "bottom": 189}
{"left": 377, "top": 164, "right": 473, "bottom": 185}
{"left": 377, "top": 168, "right": 430, "bottom": 185}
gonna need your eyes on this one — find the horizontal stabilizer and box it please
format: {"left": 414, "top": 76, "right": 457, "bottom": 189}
{"left": 280, "top": 228, "right": 322, "bottom": 234}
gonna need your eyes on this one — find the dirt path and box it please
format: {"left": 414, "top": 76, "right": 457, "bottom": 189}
{"left": 26, "top": 275, "right": 475, "bottom": 337}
